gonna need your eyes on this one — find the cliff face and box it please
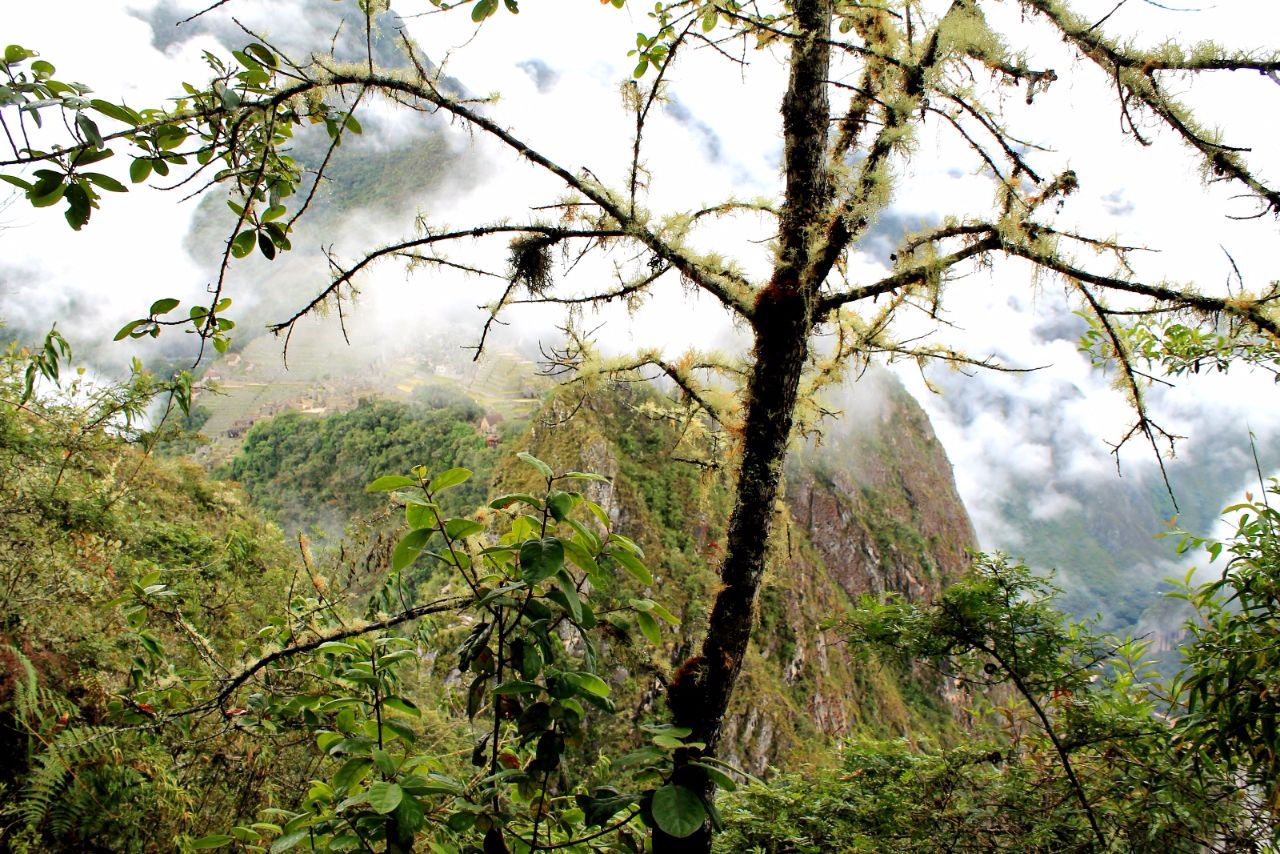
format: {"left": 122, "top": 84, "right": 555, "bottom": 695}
{"left": 506, "top": 370, "right": 978, "bottom": 773}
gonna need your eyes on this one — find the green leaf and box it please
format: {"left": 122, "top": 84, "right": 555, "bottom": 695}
{"left": 556, "top": 571, "right": 583, "bottom": 623}
{"left": 517, "top": 451, "right": 554, "bottom": 479}
{"left": 150, "top": 298, "right": 180, "bottom": 316}
{"left": 230, "top": 230, "right": 256, "bottom": 259}
{"left": 258, "top": 231, "right": 276, "bottom": 260}
{"left": 406, "top": 502, "right": 438, "bottom": 530}
{"left": 471, "top": 0, "right": 499, "bottom": 22}
{"left": 4, "top": 45, "right": 36, "bottom": 64}
{"left": 245, "top": 42, "right": 277, "bottom": 68}
{"left": 83, "top": 172, "right": 126, "bottom": 193}
{"left": 651, "top": 784, "right": 706, "bottom": 838}
{"left": 373, "top": 749, "right": 398, "bottom": 777}
{"left": 576, "top": 788, "right": 636, "bottom": 828}
{"left": 428, "top": 467, "right": 472, "bottom": 493}
{"left": 636, "top": 610, "right": 661, "bottom": 645}
{"left": 519, "top": 537, "right": 564, "bottom": 584}
{"left": 489, "top": 493, "right": 542, "bottom": 510}
{"left": 333, "top": 758, "right": 372, "bottom": 793}
{"left": 75, "top": 112, "right": 103, "bottom": 148}
{"left": 383, "top": 696, "right": 421, "bottom": 718}
{"left": 393, "top": 528, "right": 432, "bottom": 572}
{"left": 113, "top": 320, "right": 145, "bottom": 341}
{"left": 609, "top": 548, "right": 653, "bottom": 585}
{"left": 30, "top": 181, "right": 65, "bottom": 208}
{"left": 444, "top": 518, "right": 484, "bottom": 540}
{"left": 569, "top": 671, "right": 609, "bottom": 698}
{"left": 547, "top": 490, "right": 575, "bottom": 522}
{"left": 270, "top": 829, "right": 311, "bottom": 853}
{"left": 562, "top": 538, "right": 600, "bottom": 579}
{"left": 63, "top": 182, "right": 91, "bottom": 229}
{"left": 609, "top": 533, "right": 645, "bottom": 558}
{"left": 367, "top": 781, "right": 404, "bottom": 814}
{"left": 191, "top": 835, "right": 235, "bottom": 849}
{"left": 91, "top": 98, "right": 139, "bottom": 126}
{"left": 689, "top": 760, "right": 737, "bottom": 792}
{"left": 564, "top": 471, "right": 611, "bottom": 482}
{"left": 367, "top": 475, "right": 416, "bottom": 492}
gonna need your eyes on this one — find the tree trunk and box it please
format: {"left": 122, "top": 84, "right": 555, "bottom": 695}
{"left": 654, "top": 2, "right": 833, "bottom": 851}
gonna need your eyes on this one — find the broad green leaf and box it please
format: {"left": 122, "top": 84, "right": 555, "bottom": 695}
{"left": 245, "top": 42, "right": 277, "bottom": 68}
{"left": 575, "top": 788, "right": 635, "bottom": 828}
{"left": 562, "top": 538, "right": 600, "bottom": 579}
{"left": 83, "top": 172, "right": 126, "bottom": 192}
{"left": 191, "top": 835, "right": 234, "bottom": 849}
{"left": 564, "top": 471, "right": 611, "bottom": 482}
{"left": 651, "top": 784, "right": 706, "bottom": 838}
{"left": 333, "top": 757, "right": 372, "bottom": 793}
{"left": 230, "top": 230, "right": 256, "bottom": 259}
{"left": 490, "top": 492, "right": 542, "bottom": 510}
{"left": 636, "top": 610, "right": 661, "bottom": 645}
{"left": 429, "top": 467, "right": 472, "bottom": 493}
{"left": 75, "top": 112, "right": 103, "bottom": 148}
{"left": 367, "top": 781, "right": 404, "bottom": 814}
{"left": 383, "top": 696, "right": 421, "bottom": 718}
{"left": 114, "top": 319, "right": 145, "bottom": 341}
{"left": 609, "top": 533, "right": 645, "bottom": 558}
{"left": 519, "top": 537, "right": 564, "bottom": 584}
{"left": 444, "top": 518, "right": 484, "bottom": 540}
{"left": 150, "top": 297, "right": 180, "bottom": 316}
{"left": 373, "top": 749, "right": 397, "bottom": 777}
{"left": 406, "top": 502, "right": 438, "bottom": 530}
{"left": 393, "top": 528, "right": 432, "bottom": 571}
{"left": 30, "top": 182, "right": 65, "bottom": 207}
{"left": 609, "top": 548, "right": 653, "bottom": 585}
{"left": 258, "top": 231, "right": 276, "bottom": 260}
{"left": 689, "top": 760, "right": 738, "bottom": 792}
{"left": 270, "top": 829, "right": 310, "bottom": 853}
{"left": 547, "top": 490, "right": 575, "bottom": 522}
{"left": 367, "top": 475, "right": 416, "bottom": 492}
{"left": 91, "top": 98, "right": 139, "bottom": 126}
{"left": 569, "top": 671, "right": 609, "bottom": 698}
{"left": 556, "top": 571, "right": 583, "bottom": 623}
{"left": 517, "top": 451, "right": 553, "bottom": 479}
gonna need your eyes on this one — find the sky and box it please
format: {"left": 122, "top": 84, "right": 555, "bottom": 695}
{"left": 3, "top": 0, "right": 1279, "bottom": 570}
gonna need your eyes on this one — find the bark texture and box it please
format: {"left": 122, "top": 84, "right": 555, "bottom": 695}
{"left": 657, "top": 2, "right": 835, "bottom": 851}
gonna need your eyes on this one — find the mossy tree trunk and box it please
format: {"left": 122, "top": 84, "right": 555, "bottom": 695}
{"left": 658, "top": 2, "right": 834, "bottom": 851}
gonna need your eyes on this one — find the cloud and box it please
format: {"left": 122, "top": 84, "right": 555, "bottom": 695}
{"left": 663, "top": 96, "right": 723, "bottom": 163}
{"left": 516, "top": 59, "right": 559, "bottom": 93}
{"left": 5, "top": 0, "right": 1280, "bottom": 635}
{"left": 1102, "top": 190, "right": 1135, "bottom": 217}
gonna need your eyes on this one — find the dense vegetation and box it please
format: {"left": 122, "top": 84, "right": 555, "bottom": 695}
{"left": 4, "top": 335, "right": 1279, "bottom": 852}
{"left": 0, "top": 340, "right": 309, "bottom": 850}
{"left": 220, "top": 390, "right": 504, "bottom": 535}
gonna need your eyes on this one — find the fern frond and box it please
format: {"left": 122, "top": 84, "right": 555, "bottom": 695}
{"left": 20, "top": 725, "right": 117, "bottom": 832}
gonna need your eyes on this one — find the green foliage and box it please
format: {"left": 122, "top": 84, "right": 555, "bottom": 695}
{"left": 221, "top": 397, "right": 497, "bottom": 534}
{"left": 0, "top": 337, "right": 307, "bottom": 852}
{"left": 820, "top": 553, "right": 1277, "bottom": 852}
{"left": 186, "top": 452, "right": 690, "bottom": 851}
{"left": 1168, "top": 482, "right": 1280, "bottom": 806}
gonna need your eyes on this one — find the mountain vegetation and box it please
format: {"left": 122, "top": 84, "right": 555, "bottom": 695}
{"left": 3, "top": 334, "right": 1279, "bottom": 852}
